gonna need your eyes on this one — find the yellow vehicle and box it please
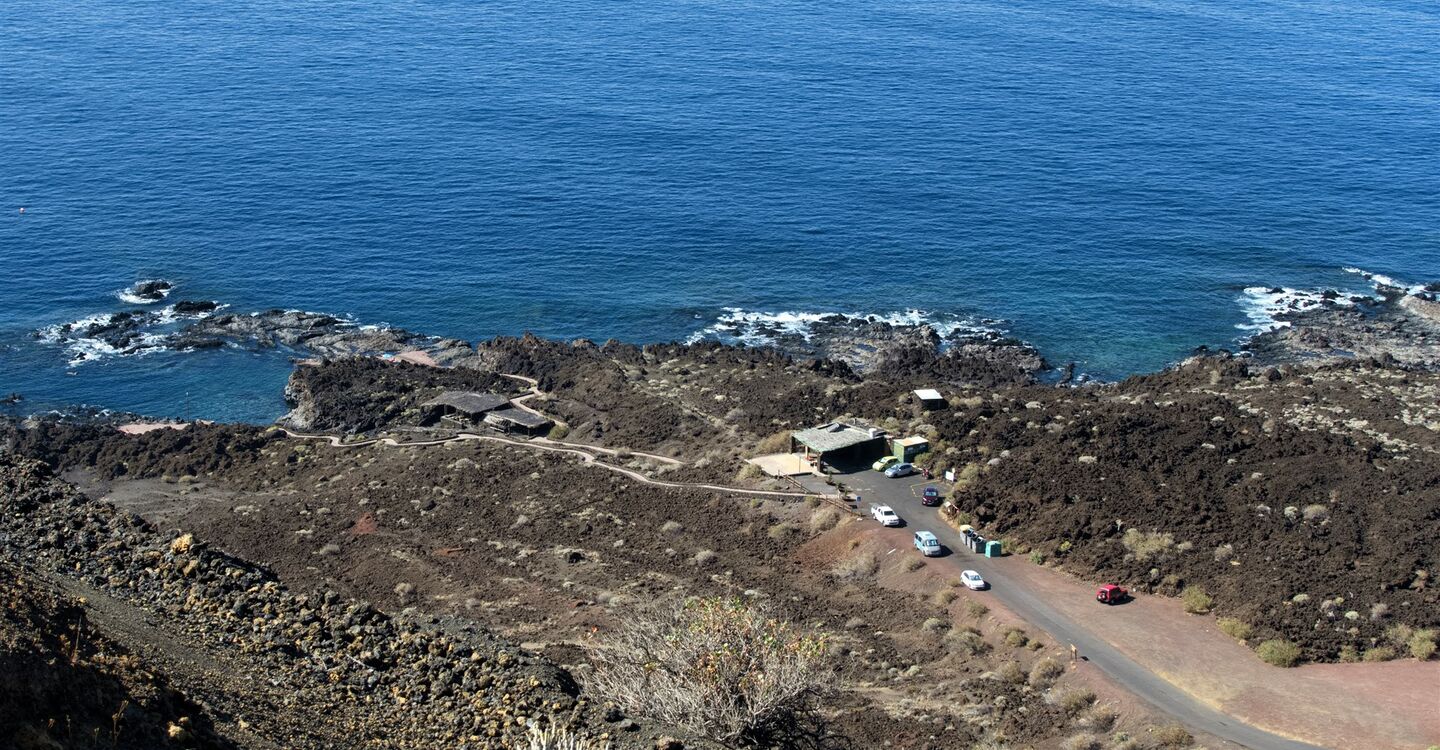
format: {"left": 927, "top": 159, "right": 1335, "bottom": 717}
{"left": 872, "top": 455, "right": 899, "bottom": 472}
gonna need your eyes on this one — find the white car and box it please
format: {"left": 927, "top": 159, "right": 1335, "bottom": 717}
{"left": 960, "top": 569, "right": 987, "bottom": 590}
{"left": 870, "top": 504, "right": 901, "bottom": 527}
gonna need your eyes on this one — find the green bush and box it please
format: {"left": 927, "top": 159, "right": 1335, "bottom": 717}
{"left": 1029, "top": 550, "right": 1047, "bottom": 565}
{"left": 1217, "top": 617, "right": 1252, "bottom": 641}
{"left": 546, "top": 423, "right": 570, "bottom": 440}
{"left": 1338, "top": 645, "right": 1360, "bottom": 663}
{"left": 1003, "top": 628, "right": 1029, "bottom": 648}
{"left": 1180, "top": 586, "right": 1213, "bottom": 614}
{"left": 1255, "top": 639, "right": 1301, "bottom": 667}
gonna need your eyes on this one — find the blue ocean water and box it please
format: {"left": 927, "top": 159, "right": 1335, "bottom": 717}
{"left": 2, "top": 0, "right": 1437, "bottom": 423}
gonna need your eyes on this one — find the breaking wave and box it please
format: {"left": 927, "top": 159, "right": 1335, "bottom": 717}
{"left": 38, "top": 303, "right": 226, "bottom": 367}
{"left": 685, "top": 308, "right": 1007, "bottom": 348}
{"left": 115, "top": 279, "right": 175, "bottom": 305}
{"left": 1234, "top": 266, "right": 1431, "bottom": 334}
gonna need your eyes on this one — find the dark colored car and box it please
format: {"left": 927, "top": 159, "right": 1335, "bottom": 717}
{"left": 921, "top": 486, "right": 942, "bottom": 506}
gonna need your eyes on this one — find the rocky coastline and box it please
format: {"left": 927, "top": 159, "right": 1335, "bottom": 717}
{"left": 1242, "top": 281, "right": 1440, "bottom": 369}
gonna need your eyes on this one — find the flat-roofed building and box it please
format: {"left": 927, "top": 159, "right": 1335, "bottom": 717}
{"left": 791, "top": 421, "right": 887, "bottom": 468}
{"left": 422, "top": 392, "right": 510, "bottom": 425}
{"left": 484, "top": 407, "right": 553, "bottom": 436}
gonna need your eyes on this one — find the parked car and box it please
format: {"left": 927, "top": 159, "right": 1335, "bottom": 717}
{"left": 960, "top": 570, "right": 987, "bottom": 590}
{"left": 913, "top": 531, "right": 941, "bottom": 557}
{"left": 920, "top": 486, "right": 941, "bottom": 506}
{"left": 1096, "top": 584, "right": 1129, "bottom": 605}
{"left": 872, "top": 455, "right": 899, "bottom": 472}
{"left": 869, "top": 504, "right": 902, "bottom": 527}
{"left": 884, "top": 462, "right": 915, "bottom": 478}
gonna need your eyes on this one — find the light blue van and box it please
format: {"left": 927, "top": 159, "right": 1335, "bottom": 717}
{"left": 913, "top": 531, "right": 941, "bottom": 557}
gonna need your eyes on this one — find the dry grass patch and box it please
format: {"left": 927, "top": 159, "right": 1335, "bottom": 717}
{"left": 1217, "top": 617, "right": 1252, "bottom": 641}
{"left": 831, "top": 552, "right": 879, "bottom": 582}
{"left": 1153, "top": 723, "right": 1194, "bottom": 747}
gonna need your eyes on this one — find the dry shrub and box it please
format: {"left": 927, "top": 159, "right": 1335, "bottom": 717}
{"left": 1180, "top": 587, "right": 1212, "bottom": 614}
{"left": 1410, "top": 629, "right": 1438, "bottom": 660}
{"left": 1079, "top": 704, "right": 1118, "bottom": 732}
{"left": 736, "top": 462, "right": 762, "bottom": 481}
{"left": 808, "top": 508, "right": 841, "bottom": 534}
{"left": 693, "top": 550, "right": 718, "bottom": 566}
{"left": 1217, "top": 617, "right": 1252, "bottom": 641}
{"left": 965, "top": 600, "right": 989, "bottom": 619}
{"left": 524, "top": 724, "right": 604, "bottom": 750}
{"left": 831, "top": 553, "right": 879, "bottom": 582}
{"left": 1362, "top": 646, "right": 1396, "bottom": 662}
{"left": 1056, "top": 689, "right": 1096, "bottom": 714}
{"left": 1121, "top": 528, "right": 1174, "bottom": 562}
{"left": 948, "top": 628, "right": 991, "bottom": 656}
{"left": 584, "top": 597, "right": 829, "bottom": 744}
{"left": 755, "top": 431, "right": 793, "bottom": 455}
{"left": 660, "top": 520, "right": 684, "bottom": 535}
{"left": 767, "top": 523, "right": 798, "bottom": 541}
{"left": 904, "top": 558, "right": 926, "bottom": 572}
{"left": 933, "top": 589, "right": 958, "bottom": 607}
{"left": 1027, "top": 657, "right": 1064, "bottom": 687}
{"left": 1060, "top": 734, "right": 1103, "bottom": 750}
{"left": 1153, "top": 723, "right": 1194, "bottom": 747}
{"left": 1385, "top": 623, "right": 1414, "bottom": 647}
{"left": 1003, "top": 627, "right": 1029, "bottom": 648}
{"left": 994, "top": 661, "right": 1025, "bottom": 685}
{"left": 922, "top": 617, "right": 949, "bottom": 633}
{"left": 1255, "top": 639, "right": 1300, "bottom": 667}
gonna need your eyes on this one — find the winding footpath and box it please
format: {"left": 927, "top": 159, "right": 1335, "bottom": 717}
{"left": 276, "top": 428, "right": 832, "bottom": 500}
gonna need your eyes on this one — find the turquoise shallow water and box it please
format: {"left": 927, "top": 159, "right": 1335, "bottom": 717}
{"left": 1, "top": 0, "right": 1437, "bottom": 421}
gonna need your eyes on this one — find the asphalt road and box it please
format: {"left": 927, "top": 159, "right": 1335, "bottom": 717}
{"left": 846, "top": 470, "right": 1328, "bottom": 750}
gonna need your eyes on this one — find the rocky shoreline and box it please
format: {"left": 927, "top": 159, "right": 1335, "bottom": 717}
{"left": 1242, "top": 281, "right": 1440, "bottom": 369}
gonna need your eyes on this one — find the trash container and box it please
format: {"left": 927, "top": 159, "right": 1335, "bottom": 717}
{"left": 984, "top": 540, "right": 1003, "bottom": 558}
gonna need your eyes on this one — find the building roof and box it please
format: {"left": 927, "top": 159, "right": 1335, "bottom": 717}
{"left": 484, "top": 408, "right": 552, "bottom": 429}
{"left": 423, "top": 392, "right": 510, "bottom": 415}
{"left": 792, "top": 422, "right": 883, "bottom": 453}
{"left": 913, "top": 388, "right": 944, "bottom": 401}
{"left": 894, "top": 436, "right": 930, "bottom": 447}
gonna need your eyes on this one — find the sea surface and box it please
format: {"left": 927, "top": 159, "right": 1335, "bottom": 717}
{"left": 2, "top": 0, "right": 1438, "bottom": 422}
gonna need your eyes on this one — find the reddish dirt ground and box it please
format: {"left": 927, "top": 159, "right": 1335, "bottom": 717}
{"left": 995, "top": 551, "right": 1440, "bottom": 749}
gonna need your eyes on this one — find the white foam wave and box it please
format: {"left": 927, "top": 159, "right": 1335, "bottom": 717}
{"left": 1235, "top": 286, "right": 1360, "bottom": 333}
{"left": 115, "top": 279, "right": 174, "bottom": 305}
{"left": 686, "top": 307, "right": 1003, "bottom": 348}
{"left": 1342, "top": 267, "right": 1425, "bottom": 295}
{"left": 38, "top": 302, "right": 226, "bottom": 367}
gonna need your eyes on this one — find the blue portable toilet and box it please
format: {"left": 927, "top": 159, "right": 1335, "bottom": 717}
{"left": 984, "top": 540, "right": 1003, "bottom": 558}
